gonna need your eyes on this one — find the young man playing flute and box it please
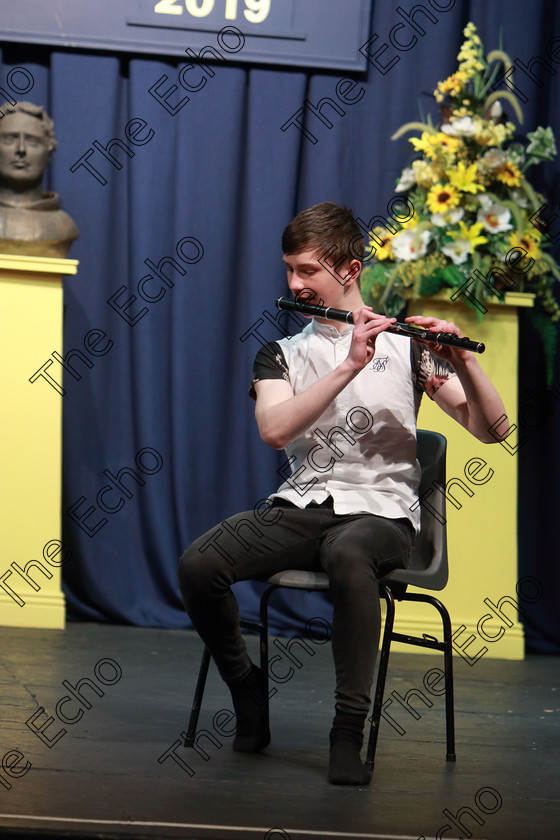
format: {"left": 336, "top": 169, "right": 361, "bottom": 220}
{"left": 178, "top": 202, "right": 507, "bottom": 785}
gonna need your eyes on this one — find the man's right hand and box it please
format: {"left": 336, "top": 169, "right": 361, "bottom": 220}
{"left": 343, "top": 307, "right": 396, "bottom": 373}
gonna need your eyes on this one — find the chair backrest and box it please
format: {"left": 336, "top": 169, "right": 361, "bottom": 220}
{"left": 386, "top": 429, "right": 448, "bottom": 591}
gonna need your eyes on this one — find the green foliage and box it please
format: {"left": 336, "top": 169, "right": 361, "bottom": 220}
{"left": 418, "top": 269, "right": 444, "bottom": 297}
{"left": 383, "top": 293, "right": 407, "bottom": 318}
{"left": 442, "top": 264, "right": 463, "bottom": 287}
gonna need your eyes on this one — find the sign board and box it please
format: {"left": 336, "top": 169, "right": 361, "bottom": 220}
{"left": 0, "top": 0, "right": 374, "bottom": 72}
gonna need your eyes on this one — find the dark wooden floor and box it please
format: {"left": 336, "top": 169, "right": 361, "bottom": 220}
{"left": 0, "top": 623, "right": 558, "bottom": 840}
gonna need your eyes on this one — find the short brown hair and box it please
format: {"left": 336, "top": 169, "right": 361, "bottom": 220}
{"left": 282, "top": 202, "right": 364, "bottom": 263}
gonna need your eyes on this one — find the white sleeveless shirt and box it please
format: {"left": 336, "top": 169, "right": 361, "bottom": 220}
{"left": 251, "top": 318, "right": 455, "bottom": 533}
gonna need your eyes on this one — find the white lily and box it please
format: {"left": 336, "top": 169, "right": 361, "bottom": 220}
{"left": 442, "top": 240, "right": 471, "bottom": 265}
{"left": 431, "top": 207, "right": 465, "bottom": 227}
{"left": 395, "top": 167, "right": 416, "bottom": 193}
{"left": 442, "top": 116, "right": 481, "bottom": 137}
{"left": 476, "top": 203, "right": 513, "bottom": 234}
{"left": 481, "top": 149, "right": 506, "bottom": 169}
{"left": 392, "top": 229, "right": 431, "bottom": 261}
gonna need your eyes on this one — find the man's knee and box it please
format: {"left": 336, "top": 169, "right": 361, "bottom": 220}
{"left": 177, "top": 544, "right": 224, "bottom": 597}
{"left": 323, "top": 548, "right": 373, "bottom": 590}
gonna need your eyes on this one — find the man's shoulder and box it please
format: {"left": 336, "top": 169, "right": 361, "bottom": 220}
{"left": 270, "top": 321, "right": 314, "bottom": 354}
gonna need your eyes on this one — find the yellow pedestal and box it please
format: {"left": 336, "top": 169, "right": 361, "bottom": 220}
{"left": 391, "top": 291, "right": 533, "bottom": 660}
{"left": 0, "top": 254, "right": 78, "bottom": 628}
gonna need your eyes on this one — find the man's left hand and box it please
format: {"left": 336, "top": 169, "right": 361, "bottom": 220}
{"left": 404, "top": 314, "right": 470, "bottom": 366}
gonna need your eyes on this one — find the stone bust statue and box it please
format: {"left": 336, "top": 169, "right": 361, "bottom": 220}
{"left": 0, "top": 101, "right": 79, "bottom": 258}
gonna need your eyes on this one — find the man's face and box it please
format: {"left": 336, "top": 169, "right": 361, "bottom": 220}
{"left": 0, "top": 111, "right": 51, "bottom": 187}
{"left": 282, "top": 249, "right": 360, "bottom": 311}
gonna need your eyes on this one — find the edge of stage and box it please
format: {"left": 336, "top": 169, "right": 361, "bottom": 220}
{"left": 0, "top": 623, "right": 558, "bottom": 840}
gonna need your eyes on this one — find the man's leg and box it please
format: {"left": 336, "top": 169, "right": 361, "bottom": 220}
{"left": 319, "top": 513, "right": 415, "bottom": 784}
{"left": 178, "top": 503, "right": 327, "bottom": 751}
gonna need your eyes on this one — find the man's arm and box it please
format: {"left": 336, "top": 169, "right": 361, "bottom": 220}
{"left": 255, "top": 367, "right": 357, "bottom": 450}
{"left": 406, "top": 314, "right": 509, "bottom": 443}
{"left": 254, "top": 308, "right": 396, "bottom": 450}
{"left": 432, "top": 358, "right": 508, "bottom": 443}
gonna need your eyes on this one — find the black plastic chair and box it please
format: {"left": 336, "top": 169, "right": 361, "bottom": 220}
{"left": 186, "top": 429, "right": 455, "bottom": 771}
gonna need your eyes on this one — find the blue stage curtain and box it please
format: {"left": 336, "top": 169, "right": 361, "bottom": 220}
{"left": 1, "top": 0, "right": 559, "bottom": 649}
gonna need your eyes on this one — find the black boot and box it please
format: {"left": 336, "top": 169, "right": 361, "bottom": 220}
{"left": 328, "top": 711, "right": 372, "bottom": 785}
{"left": 227, "top": 665, "right": 271, "bottom": 753}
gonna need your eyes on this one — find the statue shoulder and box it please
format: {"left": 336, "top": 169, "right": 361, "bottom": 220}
{"left": 0, "top": 202, "right": 79, "bottom": 257}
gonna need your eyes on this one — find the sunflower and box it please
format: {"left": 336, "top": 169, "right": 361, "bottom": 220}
{"left": 368, "top": 226, "right": 394, "bottom": 261}
{"left": 426, "top": 183, "right": 460, "bottom": 214}
{"left": 495, "top": 161, "right": 521, "bottom": 187}
{"left": 508, "top": 230, "right": 542, "bottom": 260}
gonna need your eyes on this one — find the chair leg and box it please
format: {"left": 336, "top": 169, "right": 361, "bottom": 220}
{"left": 258, "top": 584, "right": 278, "bottom": 729}
{"left": 185, "top": 645, "right": 212, "bottom": 747}
{"left": 186, "top": 587, "right": 278, "bottom": 746}
{"left": 365, "top": 585, "right": 396, "bottom": 771}
{"left": 396, "top": 592, "right": 456, "bottom": 762}
{"left": 432, "top": 597, "right": 456, "bottom": 762}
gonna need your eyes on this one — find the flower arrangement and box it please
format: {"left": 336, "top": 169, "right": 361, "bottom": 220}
{"left": 360, "top": 22, "right": 560, "bottom": 368}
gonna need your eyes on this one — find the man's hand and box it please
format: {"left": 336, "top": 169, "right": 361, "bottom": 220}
{"left": 344, "top": 306, "right": 397, "bottom": 373}
{"left": 404, "top": 314, "right": 470, "bottom": 366}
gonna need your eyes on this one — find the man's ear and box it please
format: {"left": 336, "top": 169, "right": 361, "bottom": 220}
{"left": 345, "top": 259, "right": 362, "bottom": 286}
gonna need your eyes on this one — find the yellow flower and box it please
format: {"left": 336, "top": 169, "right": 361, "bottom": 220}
{"left": 446, "top": 161, "right": 485, "bottom": 193}
{"left": 435, "top": 70, "right": 470, "bottom": 100}
{"left": 409, "top": 132, "right": 432, "bottom": 155}
{"left": 462, "top": 22, "right": 482, "bottom": 47}
{"left": 458, "top": 57, "right": 485, "bottom": 77}
{"left": 452, "top": 22, "right": 486, "bottom": 79}
{"left": 475, "top": 122, "right": 514, "bottom": 147}
{"left": 368, "top": 227, "right": 394, "bottom": 260}
{"left": 426, "top": 183, "right": 460, "bottom": 214}
{"left": 399, "top": 216, "right": 419, "bottom": 231}
{"left": 436, "top": 132, "right": 463, "bottom": 156}
{"left": 495, "top": 161, "right": 521, "bottom": 186}
{"left": 449, "top": 221, "right": 488, "bottom": 252}
{"left": 508, "top": 230, "right": 542, "bottom": 259}
{"left": 410, "top": 131, "right": 462, "bottom": 161}
{"left": 412, "top": 159, "right": 441, "bottom": 188}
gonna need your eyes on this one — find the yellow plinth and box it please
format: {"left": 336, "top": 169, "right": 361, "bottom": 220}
{"left": 390, "top": 291, "right": 533, "bottom": 660}
{"left": 0, "top": 253, "right": 78, "bottom": 628}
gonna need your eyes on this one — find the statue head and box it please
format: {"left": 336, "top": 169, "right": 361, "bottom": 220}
{"left": 0, "top": 102, "right": 78, "bottom": 256}
{"left": 0, "top": 101, "right": 57, "bottom": 193}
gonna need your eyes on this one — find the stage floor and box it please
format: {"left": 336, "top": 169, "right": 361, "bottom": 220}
{"left": 0, "top": 623, "right": 558, "bottom": 840}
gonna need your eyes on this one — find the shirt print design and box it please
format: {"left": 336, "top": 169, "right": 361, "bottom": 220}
{"left": 371, "top": 356, "right": 389, "bottom": 372}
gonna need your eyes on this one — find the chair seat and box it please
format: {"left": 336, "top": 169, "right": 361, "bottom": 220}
{"left": 266, "top": 566, "right": 444, "bottom": 592}
{"left": 266, "top": 570, "right": 330, "bottom": 589}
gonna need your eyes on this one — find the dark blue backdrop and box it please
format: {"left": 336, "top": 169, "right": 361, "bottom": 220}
{"left": 2, "top": 0, "right": 559, "bottom": 650}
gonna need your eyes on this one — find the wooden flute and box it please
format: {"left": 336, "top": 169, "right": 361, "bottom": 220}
{"left": 276, "top": 297, "right": 485, "bottom": 354}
